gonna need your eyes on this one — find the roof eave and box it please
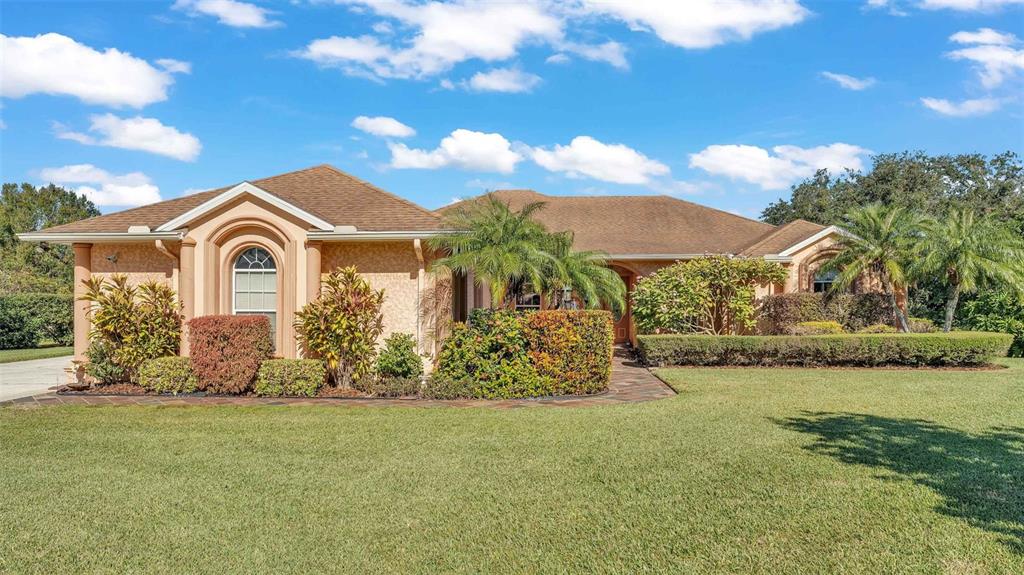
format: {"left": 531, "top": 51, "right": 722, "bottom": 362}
{"left": 18, "top": 231, "right": 186, "bottom": 244}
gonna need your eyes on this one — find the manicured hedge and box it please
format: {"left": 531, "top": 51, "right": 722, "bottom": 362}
{"left": 139, "top": 357, "right": 197, "bottom": 394}
{"left": 254, "top": 359, "right": 326, "bottom": 397}
{"left": 0, "top": 293, "right": 74, "bottom": 349}
{"left": 434, "top": 309, "right": 614, "bottom": 399}
{"left": 525, "top": 310, "right": 614, "bottom": 395}
{"left": 188, "top": 315, "right": 273, "bottom": 394}
{"left": 637, "top": 332, "right": 1013, "bottom": 367}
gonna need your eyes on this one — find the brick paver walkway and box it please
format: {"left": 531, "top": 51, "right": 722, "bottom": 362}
{"left": 1, "top": 347, "right": 674, "bottom": 409}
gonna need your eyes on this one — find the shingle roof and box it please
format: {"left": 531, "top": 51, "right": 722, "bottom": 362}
{"left": 738, "top": 219, "right": 827, "bottom": 256}
{"left": 40, "top": 165, "right": 443, "bottom": 233}
{"left": 442, "top": 190, "right": 794, "bottom": 256}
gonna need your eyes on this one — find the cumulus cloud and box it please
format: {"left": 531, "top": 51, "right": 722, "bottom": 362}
{"left": 465, "top": 68, "right": 542, "bottom": 93}
{"left": 173, "top": 0, "right": 282, "bottom": 28}
{"left": 295, "top": 2, "right": 561, "bottom": 80}
{"left": 0, "top": 33, "right": 185, "bottom": 108}
{"left": 945, "top": 28, "right": 1024, "bottom": 88}
{"left": 689, "top": 143, "right": 871, "bottom": 190}
{"left": 39, "top": 164, "right": 161, "bottom": 207}
{"left": 531, "top": 136, "right": 670, "bottom": 185}
{"left": 821, "top": 71, "right": 876, "bottom": 90}
{"left": 54, "top": 114, "right": 201, "bottom": 161}
{"left": 920, "top": 96, "right": 1002, "bottom": 116}
{"left": 576, "top": 0, "right": 809, "bottom": 49}
{"left": 388, "top": 129, "right": 522, "bottom": 173}
{"left": 351, "top": 115, "right": 415, "bottom": 137}
{"left": 296, "top": 1, "right": 807, "bottom": 83}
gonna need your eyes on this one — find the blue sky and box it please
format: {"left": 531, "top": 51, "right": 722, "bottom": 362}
{"left": 2, "top": 0, "right": 1023, "bottom": 221}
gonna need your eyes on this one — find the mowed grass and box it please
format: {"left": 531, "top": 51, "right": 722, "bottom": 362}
{"left": 2, "top": 361, "right": 1022, "bottom": 574}
{"left": 0, "top": 345, "right": 72, "bottom": 364}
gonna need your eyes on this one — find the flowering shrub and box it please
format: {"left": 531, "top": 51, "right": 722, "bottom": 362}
{"left": 188, "top": 315, "right": 272, "bottom": 394}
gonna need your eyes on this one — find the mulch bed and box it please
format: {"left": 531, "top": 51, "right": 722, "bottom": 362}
{"left": 56, "top": 384, "right": 410, "bottom": 399}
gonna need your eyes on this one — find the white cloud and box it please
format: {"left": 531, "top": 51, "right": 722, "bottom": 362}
{"left": 920, "top": 96, "right": 1002, "bottom": 116}
{"left": 821, "top": 71, "right": 876, "bottom": 90}
{"left": 689, "top": 143, "right": 871, "bottom": 190}
{"left": 389, "top": 129, "right": 522, "bottom": 173}
{"left": 950, "top": 28, "right": 1018, "bottom": 45}
{"left": 545, "top": 53, "right": 571, "bottom": 65}
{"left": 296, "top": 2, "right": 561, "bottom": 80}
{"left": 156, "top": 58, "right": 192, "bottom": 74}
{"left": 531, "top": 136, "right": 670, "bottom": 185}
{"left": 173, "top": 0, "right": 282, "bottom": 29}
{"left": 557, "top": 41, "right": 629, "bottom": 69}
{"left": 39, "top": 164, "right": 161, "bottom": 207}
{"left": 55, "top": 114, "right": 201, "bottom": 161}
{"left": 465, "top": 68, "right": 542, "bottom": 93}
{"left": 920, "top": 0, "right": 1024, "bottom": 10}
{"left": 0, "top": 33, "right": 184, "bottom": 108}
{"left": 577, "top": 0, "right": 809, "bottom": 49}
{"left": 351, "top": 115, "right": 416, "bottom": 137}
{"left": 945, "top": 28, "right": 1024, "bottom": 88}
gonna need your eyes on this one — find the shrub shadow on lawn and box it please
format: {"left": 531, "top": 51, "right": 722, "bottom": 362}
{"left": 777, "top": 412, "right": 1024, "bottom": 553}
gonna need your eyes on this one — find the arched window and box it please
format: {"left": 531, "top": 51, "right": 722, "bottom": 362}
{"left": 812, "top": 268, "right": 838, "bottom": 293}
{"left": 233, "top": 247, "right": 277, "bottom": 336}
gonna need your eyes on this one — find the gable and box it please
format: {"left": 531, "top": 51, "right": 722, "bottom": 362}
{"left": 156, "top": 182, "right": 333, "bottom": 232}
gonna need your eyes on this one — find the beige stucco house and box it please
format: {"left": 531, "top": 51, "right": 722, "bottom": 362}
{"left": 20, "top": 164, "right": 848, "bottom": 364}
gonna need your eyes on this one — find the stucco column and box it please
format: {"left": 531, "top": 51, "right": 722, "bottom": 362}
{"left": 179, "top": 238, "right": 196, "bottom": 356}
{"left": 305, "top": 240, "right": 322, "bottom": 303}
{"left": 72, "top": 243, "right": 92, "bottom": 362}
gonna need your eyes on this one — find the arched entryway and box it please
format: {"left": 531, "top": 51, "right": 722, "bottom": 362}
{"left": 609, "top": 265, "right": 636, "bottom": 345}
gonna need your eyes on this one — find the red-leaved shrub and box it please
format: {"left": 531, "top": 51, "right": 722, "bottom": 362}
{"left": 188, "top": 315, "right": 272, "bottom": 394}
{"left": 524, "top": 310, "right": 614, "bottom": 395}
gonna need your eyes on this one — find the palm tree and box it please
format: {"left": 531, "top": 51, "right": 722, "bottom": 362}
{"left": 540, "top": 231, "right": 625, "bottom": 312}
{"left": 916, "top": 208, "right": 1024, "bottom": 332}
{"left": 430, "top": 194, "right": 625, "bottom": 311}
{"left": 828, "top": 204, "right": 923, "bottom": 332}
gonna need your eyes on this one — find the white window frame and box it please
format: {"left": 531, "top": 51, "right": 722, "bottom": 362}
{"left": 231, "top": 247, "right": 278, "bottom": 317}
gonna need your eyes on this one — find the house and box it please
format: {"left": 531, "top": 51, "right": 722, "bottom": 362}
{"left": 19, "top": 164, "right": 849, "bottom": 367}
{"left": 444, "top": 190, "right": 847, "bottom": 343}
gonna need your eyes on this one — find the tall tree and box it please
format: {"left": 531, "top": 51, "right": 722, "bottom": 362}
{"left": 916, "top": 209, "right": 1024, "bottom": 332}
{"left": 826, "top": 204, "right": 923, "bottom": 332}
{"left": 540, "top": 231, "right": 625, "bottom": 312}
{"left": 0, "top": 183, "right": 100, "bottom": 289}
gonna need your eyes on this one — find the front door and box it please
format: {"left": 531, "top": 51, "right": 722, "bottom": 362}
{"left": 613, "top": 271, "right": 632, "bottom": 344}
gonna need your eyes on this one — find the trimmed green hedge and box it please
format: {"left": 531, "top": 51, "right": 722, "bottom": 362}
{"left": 254, "top": 359, "right": 326, "bottom": 397}
{"left": 637, "top": 332, "right": 1013, "bottom": 367}
{"left": 139, "top": 357, "right": 197, "bottom": 394}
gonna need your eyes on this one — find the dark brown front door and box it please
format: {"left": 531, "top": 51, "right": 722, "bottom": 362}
{"left": 613, "top": 271, "right": 633, "bottom": 344}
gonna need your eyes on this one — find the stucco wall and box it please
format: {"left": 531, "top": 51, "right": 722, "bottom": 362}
{"left": 322, "top": 241, "right": 423, "bottom": 341}
{"left": 90, "top": 243, "right": 175, "bottom": 286}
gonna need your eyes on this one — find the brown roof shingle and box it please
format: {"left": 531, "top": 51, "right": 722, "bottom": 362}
{"left": 738, "top": 219, "right": 827, "bottom": 256}
{"left": 442, "top": 190, "right": 784, "bottom": 256}
{"left": 40, "top": 165, "right": 442, "bottom": 233}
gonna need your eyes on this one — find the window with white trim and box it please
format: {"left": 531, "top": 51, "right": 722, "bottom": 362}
{"left": 812, "top": 268, "right": 837, "bottom": 293}
{"left": 233, "top": 247, "right": 277, "bottom": 337}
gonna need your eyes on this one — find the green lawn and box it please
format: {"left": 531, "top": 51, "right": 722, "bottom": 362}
{"left": 2, "top": 360, "right": 1022, "bottom": 574}
{"left": 0, "top": 344, "right": 72, "bottom": 364}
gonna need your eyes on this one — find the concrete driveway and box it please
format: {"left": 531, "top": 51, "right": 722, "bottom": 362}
{"left": 0, "top": 356, "right": 71, "bottom": 402}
